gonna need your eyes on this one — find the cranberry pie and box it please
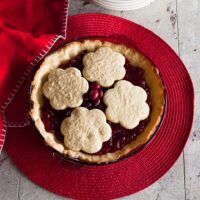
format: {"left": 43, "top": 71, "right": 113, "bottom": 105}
{"left": 30, "top": 40, "right": 165, "bottom": 164}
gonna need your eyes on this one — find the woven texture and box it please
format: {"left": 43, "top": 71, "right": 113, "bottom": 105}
{"left": 5, "top": 14, "right": 194, "bottom": 200}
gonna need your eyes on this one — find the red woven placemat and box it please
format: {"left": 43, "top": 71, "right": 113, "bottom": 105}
{"left": 4, "top": 14, "right": 194, "bottom": 200}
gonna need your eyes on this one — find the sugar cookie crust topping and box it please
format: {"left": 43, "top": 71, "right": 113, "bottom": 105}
{"left": 43, "top": 67, "right": 89, "bottom": 110}
{"left": 103, "top": 80, "right": 150, "bottom": 129}
{"left": 83, "top": 47, "right": 126, "bottom": 87}
{"left": 61, "top": 107, "right": 112, "bottom": 154}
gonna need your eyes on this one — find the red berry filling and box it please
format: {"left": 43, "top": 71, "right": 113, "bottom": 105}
{"left": 90, "top": 90, "right": 99, "bottom": 100}
{"left": 42, "top": 101, "right": 72, "bottom": 142}
{"left": 91, "top": 83, "right": 101, "bottom": 90}
{"left": 41, "top": 50, "right": 152, "bottom": 154}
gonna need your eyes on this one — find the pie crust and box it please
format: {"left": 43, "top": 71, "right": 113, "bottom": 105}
{"left": 30, "top": 39, "right": 165, "bottom": 164}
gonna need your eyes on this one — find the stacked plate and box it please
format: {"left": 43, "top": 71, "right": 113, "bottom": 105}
{"left": 93, "top": 0, "right": 155, "bottom": 10}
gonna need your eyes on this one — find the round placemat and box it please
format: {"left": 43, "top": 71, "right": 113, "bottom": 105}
{"left": 5, "top": 14, "right": 194, "bottom": 200}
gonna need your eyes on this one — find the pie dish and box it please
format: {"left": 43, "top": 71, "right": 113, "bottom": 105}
{"left": 30, "top": 39, "right": 165, "bottom": 164}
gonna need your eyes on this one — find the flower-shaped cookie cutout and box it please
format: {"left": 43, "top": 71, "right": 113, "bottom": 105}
{"left": 61, "top": 107, "right": 112, "bottom": 154}
{"left": 103, "top": 80, "right": 150, "bottom": 129}
{"left": 83, "top": 47, "right": 126, "bottom": 87}
{"left": 43, "top": 67, "right": 89, "bottom": 110}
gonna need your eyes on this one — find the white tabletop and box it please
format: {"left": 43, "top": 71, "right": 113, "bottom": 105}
{"left": 0, "top": 0, "right": 199, "bottom": 199}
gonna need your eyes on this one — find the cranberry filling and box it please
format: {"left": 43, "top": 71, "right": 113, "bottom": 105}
{"left": 41, "top": 50, "right": 152, "bottom": 154}
{"left": 42, "top": 101, "right": 72, "bottom": 142}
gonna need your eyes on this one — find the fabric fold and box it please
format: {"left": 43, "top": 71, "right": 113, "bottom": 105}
{"left": 0, "top": 0, "right": 69, "bottom": 152}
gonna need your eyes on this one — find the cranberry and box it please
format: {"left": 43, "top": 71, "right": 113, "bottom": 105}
{"left": 102, "top": 142, "right": 110, "bottom": 154}
{"left": 91, "top": 83, "right": 101, "bottom": 90}
{"left": 109, "top": 138, "right": 113, "bottom": 146}
{"left": 83, "top": 94, "right": 89, "bottom": 101}
{"left": 90, "top": 90, "right": 99, "bottom": 100}
{"left": 93, "top": 99, "right": 100, "bottom": 107}
{"left": 139, "top": 80, "right": 146, "bottom": 87}
{"left": 68, "top": 58, "right": 76, "bottom": 64}
{"left": 136, "top": 68, "right": 144, "bottom": 77}
{"left": 121, "top": 136, "right": 126, "bottom": 143}
{"left": 115, "top": 140, "right": 121, "bottom": 150}
{"left": 42, "top": 111, "right": 55, "bottom": 132}
{"left": 84, "top": 101, "right": 93, "bottom": 109}
{"left": 98, "top": 89, "right": 104, "bottom": 98}
{"left": 130, "top": 133, "right": 137, "bottom": 140}
{"left": 65, "top": 109, "right": 72, "bottom": 117}
{"left": 146, "top": 90, "right": 151, "bottom": 96}
{"left": 96, "top": 104, "right": 104, "bottom": 111}
{"left": 125, "top": 73, "right": 129, "bottom": 79}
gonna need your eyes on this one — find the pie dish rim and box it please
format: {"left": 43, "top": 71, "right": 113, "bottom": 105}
{"left": 30, "top": 39, "right": 166, "bottom": 164}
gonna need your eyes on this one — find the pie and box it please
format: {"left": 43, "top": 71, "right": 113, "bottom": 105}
{"left": 30, "top": 39, "right": 165, "bottom": 164}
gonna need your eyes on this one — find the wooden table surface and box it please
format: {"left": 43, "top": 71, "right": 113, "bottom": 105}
{"left": 0, "top": 0, "right": 199, "bottom": 199}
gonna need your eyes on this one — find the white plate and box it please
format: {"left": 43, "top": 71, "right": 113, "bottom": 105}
{"left": 93, "top": 0, "right": 154, "bottom": 10}
{"left": 94, "top": 0, "right": 153, "bottom": 6}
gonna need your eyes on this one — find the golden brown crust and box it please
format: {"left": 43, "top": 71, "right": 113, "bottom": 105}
{"left": 30, "top": 39, "right": 165, "bottom": 164}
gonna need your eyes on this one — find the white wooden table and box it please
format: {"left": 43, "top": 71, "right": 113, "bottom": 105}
{"left": 0, "top": 0, "right": 199, "bottom": 199}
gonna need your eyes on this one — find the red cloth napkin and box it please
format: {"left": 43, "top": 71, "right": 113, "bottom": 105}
{"left": 0, "top": 0, "right": 69, "bottom": 152}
